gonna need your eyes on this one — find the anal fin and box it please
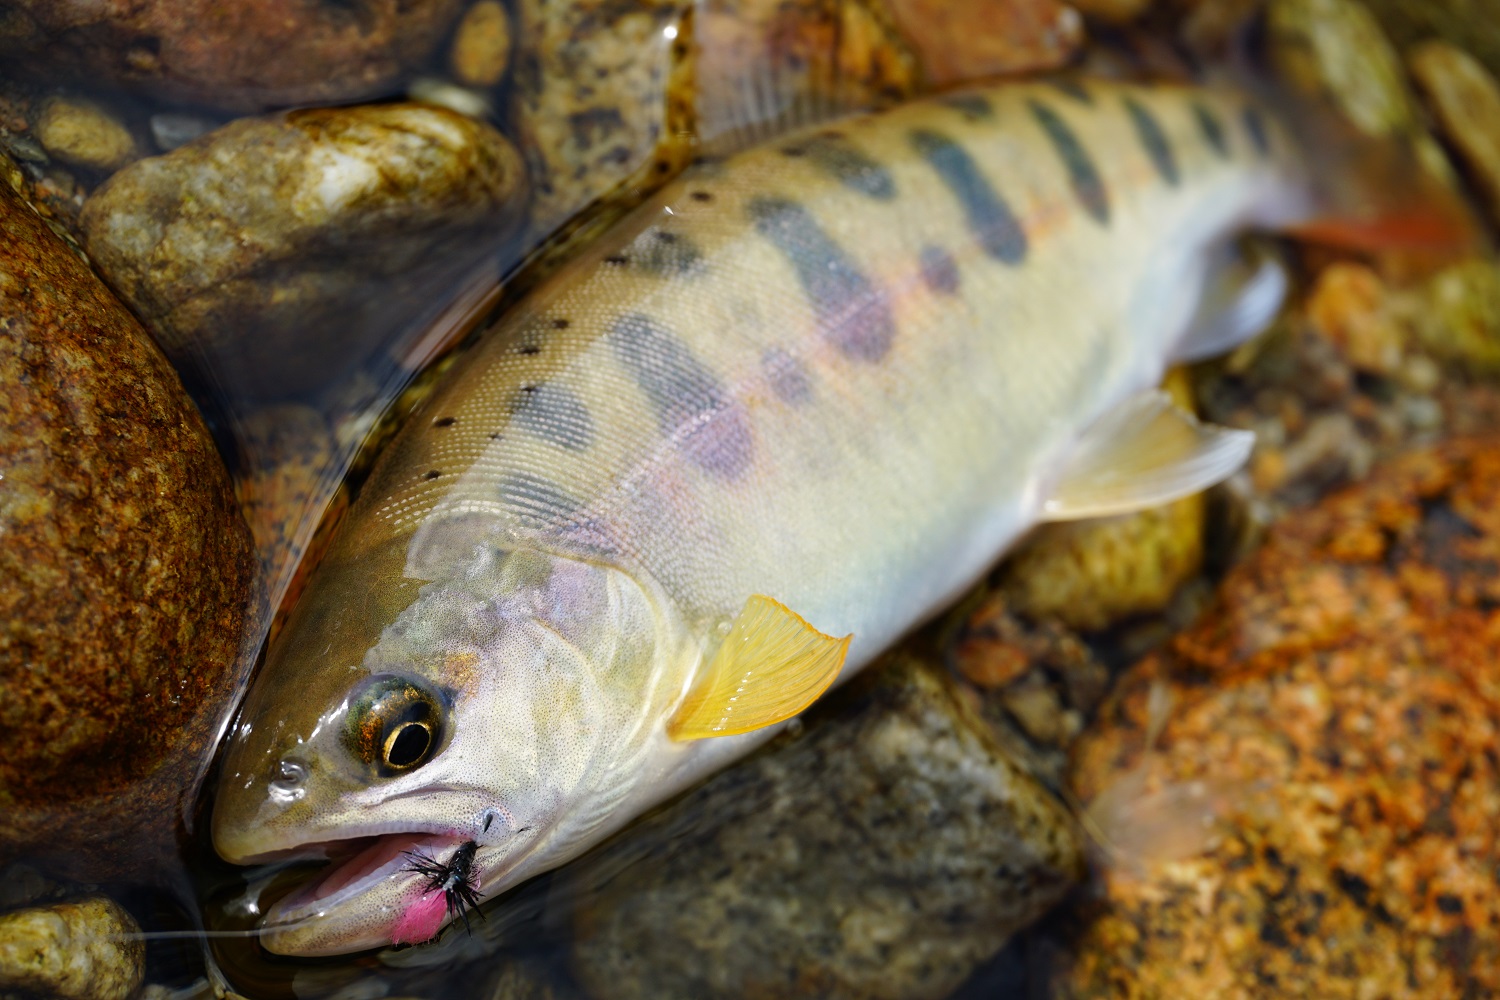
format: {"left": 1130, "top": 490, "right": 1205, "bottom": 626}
{"left": 1042, "top": 391, "right": 1254, "bottom": 522}
{"left": 668, "top": 595, "right": 851, "bottom": 741}
{"left": 1172, "top": 245, "right": 1288, "bottom": 364}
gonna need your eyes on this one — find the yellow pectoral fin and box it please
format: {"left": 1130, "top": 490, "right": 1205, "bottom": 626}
{"left": 667, "top": 595, "right": 851, "bottom": 741}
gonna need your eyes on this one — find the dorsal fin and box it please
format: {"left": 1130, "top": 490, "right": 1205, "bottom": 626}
{"left": 668, "top": 595, "right": 850, "bottom": 740}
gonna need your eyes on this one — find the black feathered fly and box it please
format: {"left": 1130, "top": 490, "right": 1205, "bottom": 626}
{"left": 402, "top": 840, "right": 483, "bottom": 934}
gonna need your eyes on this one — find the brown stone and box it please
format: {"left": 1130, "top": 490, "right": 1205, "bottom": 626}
{"left": 0, "top": 164, "right": 257, "bottom": 877}
{"left": 0, "top": 0, "right": 467, "bottom": 112}
{"left": 1409, "top": 41, "right": 1500, "bottom": 231}
{"left": 80, "top": 104, "right": 526, "bottom": 400}
{"left": 882, "top": 0, "right": 1083, "bottom": 86}
{"left": 1306, "top": 262, "right": 1405, "bottom": 375}
{"left": 1052, "top": 435, "right": 1500, "bottom": 997}
{"left": 0, "top": 896, "right": 144, "bottom": 1000}
{"left": 450, "top": 1, "right": 513, "bottom": 89}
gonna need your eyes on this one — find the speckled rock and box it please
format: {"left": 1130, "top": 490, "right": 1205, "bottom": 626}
{"left": 31, "top": 97, "right": 136, "bottom": 172}
{"left": 1399, "top": 259, "right": 1500, "bottom": 374}
{"left": 0, "top": 168, "right": 257, "bottom": 876}
{"left": 0, "top": 896, "right": 143, "bottom": 1000}
{"left": 1051, "top": 436, "right": 1500, "bottom": 998}
{"left": 569, "top": 654, "right": 1083, "bottom": 1000}
{"left": 512, "top": 0, "right": 693, "bottom": 239}
{"left": 1409, "top": 41, "right": 1500, "bottom": 230}
{"left": 1306, "top": 262, "right": 1405, "bottom": 375}
{"left": 882, "top": 0, "right": 1082, "bottom": 86}
{"left": 997, "top": 370, "right": 1206, "bottom": 632}
{"left": 0, "top": 0, "right": 467, "bottom": 112}
{"left": 80, "top": 104, "right": 526, "bottom": 399}
{"left": 451, "top": 1, "right": 513, "bottom": 88}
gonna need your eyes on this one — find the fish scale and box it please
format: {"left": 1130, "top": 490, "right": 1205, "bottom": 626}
{"left": 213, "top": 77, "right": 1310, "bottom": 956}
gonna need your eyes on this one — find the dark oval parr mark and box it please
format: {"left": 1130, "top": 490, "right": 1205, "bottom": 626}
{"left": 746, "top": 196, "right": 898, "bottom": 363}
{"left": 1124, "top": 96, "right": 1180, "bottom": 187}
{"left": 1193, "top": 102, "right": 1230, "bottom": 158}
{"left": 1029, "top": 99, "right": 1110, "bottom": 226}
{"left": 909, "top": 128, "right": 1028, "bottom": 265}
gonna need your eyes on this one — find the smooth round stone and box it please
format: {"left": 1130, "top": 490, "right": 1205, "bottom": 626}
{"left": 0, "top": 896, "right": 144, "bottom": 1000}
{"left": 450, "top": 1, "right": 512, "bottom": 88}
{"left": 32, "top": 97, "right": 136, "bottom": 171}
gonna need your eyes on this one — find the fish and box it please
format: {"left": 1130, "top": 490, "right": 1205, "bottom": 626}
{"left": 211, "top": 75, "right": 1462, "bottom": 955}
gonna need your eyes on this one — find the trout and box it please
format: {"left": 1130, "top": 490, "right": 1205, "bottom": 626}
{"left": 211, "top": 76, "right": 1443, "bottom": 954}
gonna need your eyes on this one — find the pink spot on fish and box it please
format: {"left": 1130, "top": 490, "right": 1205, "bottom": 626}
{"left": 390, "top": 887, "right": 449, "bottom": 946}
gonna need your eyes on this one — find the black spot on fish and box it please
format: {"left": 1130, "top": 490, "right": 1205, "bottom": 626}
{"left": 1193, "top": 102, "right": 1230, "bottom": 159}
{"left": 746, "top": 196, "right": 898, "bottom": 362}
{"left": 630, "top": 227, "right": 705, "bottom": 277}
{"left": 609, "top": 313, "right": 754, "bottom": 478}
{"left": 496, "top": 471, "right": 581, "bottom": 528}
{"left": 919, "top": 245, "right": 960, "bottom": 296}
{"left": 432, "top": 416, "right": 456, "bottom": 428}
{"left": 1124, "top": 96, "right": 1180, "bottom": 187}
{"left": 1243, "top": 105, "right": 1272, "bottom": 157}
{"left": 551, "top": 318, "right": 571, "bottom": 329}
{"left": 690, "top": 190, "right": 714, "bottom": 203}
{"left": 785, "top": 132, "right": 897, "bottom": 200}
{"left": 424, "top": 470, "right": 442, "bottom": 481}
{"left": 518, "top": 345, "right": 541, "bottom": 355}
{"left": 1049, "top": 79, "right": 1094, "bottom": 105}
{"left": 941, "top": 94, "right": 995, "bottom": 120}
{"left": 909, "top": 128, "right": 1028, "bottom": 265}
{"left": 1029, "top": 99, "right": 1110, "bottom": 226}
{"left": 604, "top": 254, "right": 629, "bottom": 266}
{"left": 509, "top": 382, "right": 596, "bottom": 452}
{"left": 762, "top": 347, "right": 813, "bottom": 405}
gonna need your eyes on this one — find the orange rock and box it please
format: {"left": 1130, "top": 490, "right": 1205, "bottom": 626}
{"left": 881, "top": 0, "right": 1084, "bottom": 87}
{"left": 1054, "top": 435, "right": 1500, "bottom": 998}
{"left": 1306, "top": 262, "right": 1404, "bottom": 376}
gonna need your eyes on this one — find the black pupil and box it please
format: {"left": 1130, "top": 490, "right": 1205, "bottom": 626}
{"left": 388, "top": 722, "right": 431, "bottom": 768}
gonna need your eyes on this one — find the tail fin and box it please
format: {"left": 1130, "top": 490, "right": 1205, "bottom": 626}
{"left": 1200, "top": 1, "right": 1484, "bottom": 259}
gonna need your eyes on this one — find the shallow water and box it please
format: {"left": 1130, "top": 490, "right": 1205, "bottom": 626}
{"left": 5, "top": 0, "right": 1500, "bottom": 997}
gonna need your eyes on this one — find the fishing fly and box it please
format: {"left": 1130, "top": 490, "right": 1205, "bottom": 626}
{"left": 401, "top": 840, "right": 483, "bottom": 934}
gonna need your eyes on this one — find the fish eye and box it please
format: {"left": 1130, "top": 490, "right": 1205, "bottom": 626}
{"left": 344, "top": 676, "right": 446, "bottom": 777}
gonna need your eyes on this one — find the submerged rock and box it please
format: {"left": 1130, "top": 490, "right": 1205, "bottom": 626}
{"left": 31, "top": 97, "right": 137, "bottom": 173}
{"left": 1052, "top": 435, "right": 1500, "bottom": 997}
{"left": 80, "top": 103, "right": 526, "bottom": 399}
{"left": 0, "top": 0, "right": 467, "bottom": 112}
{"left": 569, "top": 655, "right": 1082, "bottom": 1000}
{"left": 1362, "top": 0, "right": 1500, "bottom": 83}
{"left": 0, "top": 896, "right": 144, "bottom": 1000}
{"left": 0, "top": 164, "right": 257, "bottom": 877}
{"left": 1409, "top": 40, "right": 1500, "bottom": 230}
{"left": 450, "top": 1, "right": 514, "bottom": 89}
{"left": 512, "top": 0, "right": 694, "bottom": 238}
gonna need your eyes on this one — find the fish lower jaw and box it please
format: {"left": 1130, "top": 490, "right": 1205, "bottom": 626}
{"left": 260, "top": 831, "right": 467, "bottom": 952}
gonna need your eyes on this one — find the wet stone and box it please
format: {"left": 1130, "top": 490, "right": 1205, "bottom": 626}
{"left": 31, "top": 97, "right": 136, "bottom": 172}
{"left": 0, "top": 0, "right": 468, "bottom": 112}
{"left": 0, "top": 169, "right": 258, "bottom": 878}
{"left": 1051, "top": 435, "right": 1500, "bottom": 998}
{"left": 569, "top": 654, "right": 1083, "bottom": 1000}
{"left": 451, "top": 1, "right": 513, "bottom": 88}
{"left": 0, "top": 896, "right": 144, "bottom": 1000}
{"left": 1306, "top": 261, "right": 1405, "bottom": 376}
{"left": 1409, "top": 40, "right": 1500, "bottom": 231}
{"left": 79, "top": 103, "right": 526, "bottom": 400}
{"left": 1362, "top": 0, "right": 1500, "bottom": 83}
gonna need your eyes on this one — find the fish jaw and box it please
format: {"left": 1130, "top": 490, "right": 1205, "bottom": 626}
{"left": 258, "top": 831, "right": 470, "bottom": 956}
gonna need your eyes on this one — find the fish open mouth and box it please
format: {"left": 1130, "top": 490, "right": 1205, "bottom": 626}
{"left": 268, "top": 831, "right": 467, "bottom": 922}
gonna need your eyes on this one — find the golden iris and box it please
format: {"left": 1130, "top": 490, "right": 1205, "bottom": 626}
{"left": 344, "top": 676, "right": 445, "bottom": 776}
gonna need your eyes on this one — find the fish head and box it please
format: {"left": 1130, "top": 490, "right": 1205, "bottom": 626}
{"left": 212, "top": 523, "right": 676, "bottom": 955}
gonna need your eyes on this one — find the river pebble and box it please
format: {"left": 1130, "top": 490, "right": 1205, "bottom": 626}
{"left": 883, "top": 0, "right": 1082, "bottom": 86}
{"left": 1409, "top": 40, "right": 1500, "bottom": 230}
{"left": 451, "top": 1, "right": 513, "bottom": 88}
{"left": 31, "top": 97, "right": 136, "bottom": 172}
{"left": 0, "top": 897, "right": 144, "bottom": 1000}
{"left": 0, "top": 0, "right": 467, "bottom": 112}
{"left": 79, "top": 104, "right": 526, "bottom": 399}
{"left": 569, "top": 654, "right": 1082, "bottom": 1000}
{"left": 0, "top": 163, "right": 257, "bottom": 879}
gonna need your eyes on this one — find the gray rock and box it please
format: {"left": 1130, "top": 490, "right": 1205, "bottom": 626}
{"left": 80, "top": 103, "right": 527, "bottom": 399}
{"left": 568, "top": 654, "right": 1083, "bottom": 1000}
{"left": 0, "top": 896, "right": 144, "bottom": 1000}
